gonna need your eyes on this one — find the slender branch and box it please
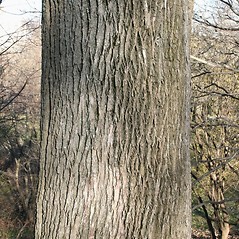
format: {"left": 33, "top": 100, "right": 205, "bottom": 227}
{"left": 16, "top": 221, "right": 29, "bottom": 239}
{"left": 194, "top": 89, "right": 239, "bottom": 101}
{"left": 193, "top": 198, "right": 239, "bottom": 211}
{"left": 191, "top": 55, "right": 239, "bottom": 72}
{"left": 192, "top": 71, "right": 212, "bottom": 78}
{"left": 192, "top": 151, "right": 239, "bottom": 186}
{"left": 0, "top": 80, "right": 27, "bottom": 112}
{"left": 194, "top": 16, "right": 239, "bottom": 31}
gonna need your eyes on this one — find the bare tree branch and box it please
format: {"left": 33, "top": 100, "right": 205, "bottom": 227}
{"left": 0, "top": 80, "right": 27, "bottom": 112}
{"left": 191, "top": 55, "right": 239, "bottom": 72}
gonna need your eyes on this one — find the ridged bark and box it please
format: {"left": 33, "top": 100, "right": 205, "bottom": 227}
{"left": 36, "top": 0, "right": 191, "bottom": 238}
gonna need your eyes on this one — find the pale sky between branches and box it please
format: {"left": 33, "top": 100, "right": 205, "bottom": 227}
{"left": 0, "top": 0, "right": 41, "bottom": 36}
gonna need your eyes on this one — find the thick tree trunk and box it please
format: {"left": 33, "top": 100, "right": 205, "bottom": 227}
{"left": 36, "top": 0, "right": 191, "bottom": 238}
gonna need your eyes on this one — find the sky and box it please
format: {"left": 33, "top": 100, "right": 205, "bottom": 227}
{"left": 194, "top": 0, "right": 216, "bottom": 13}
{"left": 0, "top": 0, "right": 41, "bottom": 36}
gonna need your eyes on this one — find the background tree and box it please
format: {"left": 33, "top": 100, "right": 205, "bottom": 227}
{"left": 191, "top": 1, "right": 239, "bottom": 238}
{"left": 36, "top": 0, "right": 192, "bottom": 238}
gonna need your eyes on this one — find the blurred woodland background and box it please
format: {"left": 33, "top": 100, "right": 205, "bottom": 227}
{"left": 0, "top": 0, "right": 239, "bottom": 238}
{"left": 0, "top": 21, "right": 40, "bottom": 238}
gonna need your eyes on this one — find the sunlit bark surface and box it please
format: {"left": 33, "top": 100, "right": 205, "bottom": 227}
{"left": 36, "top": 0, "right": 191, "bottom": 238}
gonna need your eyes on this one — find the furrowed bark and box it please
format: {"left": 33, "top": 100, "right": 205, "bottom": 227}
{"left": 36, "top": 0, "right": 191, "bottom": 238}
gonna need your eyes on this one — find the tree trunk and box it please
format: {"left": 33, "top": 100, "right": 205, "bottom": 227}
{"left": 36, "top": 0, "right": 192, "bottom": 238}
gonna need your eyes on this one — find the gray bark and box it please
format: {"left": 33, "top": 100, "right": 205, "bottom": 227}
{"left": 36, "top": 0, "right": 192, "bottom": 238}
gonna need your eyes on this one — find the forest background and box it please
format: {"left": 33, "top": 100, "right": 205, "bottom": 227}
{"left": 0, "top": 0, "right": 239, "bottom": 238}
